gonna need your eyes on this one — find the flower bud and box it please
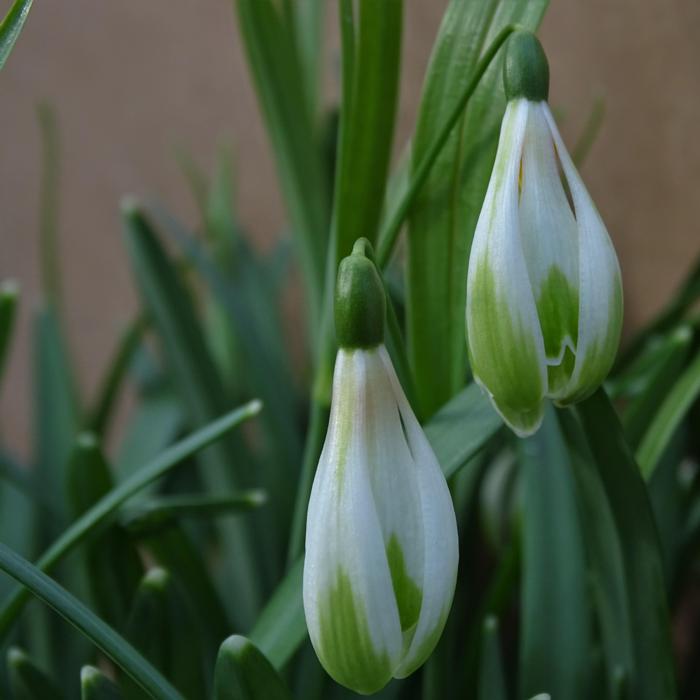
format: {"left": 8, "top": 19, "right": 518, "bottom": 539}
{"left": 304, "top": 248, "right": 459, "bottom": 694}
{"left": 465, "top": 35, "right": 623, "bottom": 437}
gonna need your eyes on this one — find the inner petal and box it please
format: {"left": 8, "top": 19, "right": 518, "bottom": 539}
{"left": 518, "top": 103, "right": 579, "bottom": 395}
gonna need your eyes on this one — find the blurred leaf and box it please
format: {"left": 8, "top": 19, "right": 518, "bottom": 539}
{"left": 33, "top": 304, "right": 80, "bottom": 522}
{"left": 405, "top": 0, "right": 548, "bottom": 419}
{"left": 235, "top": 0, "right": 330, "bottom": 335}
{"left": 618, "top": 253, "right": 700, "bottom": 370}
{"left": 214, "top": 635, "right": 293, "bottom": 700}
{"left": 66, "top": 434, "right": 143, "bottom": 629}
{"left": 289, "top": 0, "right": 324, "bottom": 120}
{"left": 619, "top": 326, "right": 693, "bottom": 448}
{"left": 575, "top": 390, "right": 677, "bottom": 699}
{"left": 559, "top": 410, "right": 635, "bottom": 698}
{"left": 131, "top": 525, "right": 230, "bottom": 663}
{"left": 122, "top": 568, "right": 207, "bottom": 700}
{"left": 123, "top": 201, "right": 263, "bottom": 624}
{"left": 0, "top": 280, "right": 18, "bottom": 387}
{"left": 0, "top": 544, "right": 183, "bottom": 700}
{"left": 6, "top": 646, "right": 64, "bottom": 700}
{"left": 572, "top": 97, "right": 606, "bottom": 166}
{"left": 332, "top": 0, "right": 403, "bottom": 260}
{"left": 81, "top": 665, "right": 123, "bottom": 700}
{"left": 87, "top": 316, "right": 147, "bottom": 437}
{"left": 637, "top": 349, "right": 700, "bottom": 479}
{"left": 0, "top": 0, "right": 32, "bottom": 70}
{"left": 251, "top": 383, "right": 502, "bottom": 668}
{"left": 0, "top": 400, "right": 261, "bottom": 641}
{"left": 478, "top": 617, "right": 507, "bottom": 700}
{"left": 519, "top": 408, "right": 591, "bottom": 700}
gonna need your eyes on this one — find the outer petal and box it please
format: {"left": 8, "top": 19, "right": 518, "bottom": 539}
{"left": 466, "top": 99, "right": 547, "bottom": 436}
{"left": 379, "top": 348, "right": 459, "bottom": 677}
{"left": 304, "top": 350, "right": 401, "bottom": 695}
{"left": 542, "top": 105, "right": 623, "bottom": 403}
{"left": 519, "top": 102, "right": 579, "bottom": 397}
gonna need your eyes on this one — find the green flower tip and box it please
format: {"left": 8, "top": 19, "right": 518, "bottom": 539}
{"left": 503, "top": 31, "right": 549, "bottom": 102}
{"left": 335, "top": 238, "right": 385, "bottom": 349}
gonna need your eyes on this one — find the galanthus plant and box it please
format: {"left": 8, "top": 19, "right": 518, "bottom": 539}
{"left": 0, "top": 2, "right": 696, "bottom": 700}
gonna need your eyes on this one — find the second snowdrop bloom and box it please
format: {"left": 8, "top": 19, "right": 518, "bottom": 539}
{"left": 466, "top": 32, "right": 623, "bottom": 436}
{"left": 304, "top": 241, "right": 459, "bottom": 695}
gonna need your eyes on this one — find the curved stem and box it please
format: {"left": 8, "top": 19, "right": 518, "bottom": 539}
{"left": 376, "top": 24, "right": 518, "bottom": 267}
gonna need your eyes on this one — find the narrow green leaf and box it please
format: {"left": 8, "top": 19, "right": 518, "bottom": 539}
{"left": 559, "top": 410, "right": 635, "bottom": 697}
{"left": 0, "top": 545, "right": 183, "bottom": 700}
{"left": 81, "top": 666, "right": 123, "bottom": 700}
{"left": 575, "top": 390, "right": 677, "bottom": 699}
{"left": 572, "top": 97, "right": 606, "bottom": 166}
{"left": 0, "top": 280, "right": 18, "bottom": 386}
{"left": 332, "top": 0, "right": 403, "bottom": 259}
{"left": 122, "top": 568, "right": 207, "bottom": 700}
{"left": 122, "top": 200, "right": 263, "bottom": 624}
{"left": 0, "top": 400, "right": 261, "bottom": 641}
{"left": 637, "top": 349, "right": 700, "bottom": 479}
{"left": 290, "top": 0, "right": 324, "bottom": 120}
{"left": 66, "top": 434, "right": 143, "bottom": 629}
{"left": 0, "top": 0, "right": 32, "bottom": 70}
{"left": 619, "top": 326, "right": 692, "bottom": 448}
{"left": 6, "top": 646, "right": 64, "bottom": 700}
{"left": 252, "top": 383, "right": 502, "bottom": 668}
{"left": 406, "top": 0, "right": 548, "bottom": 418}
{"left": 234, "top": 0, "right": 329, "bottom": 334}
{"left": 519, "top": 407, "right": 590, "bottom": 700}
{"left": 123, "top": 491, "right": 267, "bottom": 534}
{"left": 478, "top": 617, "right": 507, "bottom": 700}
{"left": 87, "top": 316, "right": 147, "bottom": 437}
{"left": 33, "top": 304, "right": 80, "bottom": 522}
{"left": 214, "top": 635, "right": 293, "bottom": 700}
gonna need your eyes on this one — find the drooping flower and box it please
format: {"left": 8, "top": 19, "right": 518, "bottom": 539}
{"left": 303, "top": 240, "right": 459, "bottom": 695}
{"left": 466, "top": 31, "right": 623, "bottom": 437}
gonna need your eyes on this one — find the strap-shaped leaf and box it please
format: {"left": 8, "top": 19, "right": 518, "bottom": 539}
{"left": 478, "top": 617, "right": 507, "bottom": 700}
{"left": 0, "top": 281, "right": 18, "bottom": 386}
{"left": 0, "top": 545, "right": 183, "bottom": 700}
{"left": 0, "top": 0, "right": 32, "bottom": 70}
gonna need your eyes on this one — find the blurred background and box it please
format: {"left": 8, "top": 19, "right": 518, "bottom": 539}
{"left": 1, "top": 0, "right": 699, "bottom": 456}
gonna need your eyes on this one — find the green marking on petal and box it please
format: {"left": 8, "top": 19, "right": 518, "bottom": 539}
{"left": 386, "top": 534, "right": 422, "bottom": 633}
{"left": 316, "top": 568, "right": 392, "bottom": 695}
{"left": 535, "top": 266, "right": 579, "bottom": 394}
{"left": 468, "top": 260, "right": 544, "bottom": 430}
{"left": 394, "top": 608, "right": 450, "bottom": 678}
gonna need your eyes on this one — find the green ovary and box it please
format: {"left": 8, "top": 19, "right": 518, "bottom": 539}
{"left": 386, "top": 534, "right": 423, "bottom": 633}
{"left": 316, "top": 568, "right": 392, "bottom": 695}
{"left": 468, "top": 260, "right": 544, "bottom": 432}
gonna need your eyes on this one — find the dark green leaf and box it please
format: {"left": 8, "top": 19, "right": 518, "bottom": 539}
{"left": 0, "top": 280, "right": 18, "bottom": 386}
{"left": 637, "top": 349, "right": 700, "bottom": 479}
{"left": 405, "top": 0, "right": 548, "bottom": 418}
{"left": 0, "top": 400, "right": 261, "bottom": 641}
{"left": 214, "top": 635, "right": 293, "bottom": 700}
{"left": 122, "top": 568, "right": 207, "bottom": 700}
{"left": 478, "top": 617, "right": 507, "bottom": 700}
{"left": 575, "top": 390, "right": 676, "bottom": 699}
{"left": 0, "top": 545, "right": 183, "bottom": 700}
{"left": 519, "top": 408, "right": 591, "bottom": 699}
{"left": 6, "top": 646, "right": 64, "bottom": 700}
{"left": 81, "top": 666, "right": 123, "bottom": 700}
{"left": 0, "top": 0, "right": 32, "bottom": 69}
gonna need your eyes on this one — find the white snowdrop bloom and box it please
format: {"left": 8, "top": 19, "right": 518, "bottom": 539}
{"left": 303, "top": 242, "right": 459, "bottom": 695}
{"left": 466, "top": 32, "right": 623, "bottom": 437}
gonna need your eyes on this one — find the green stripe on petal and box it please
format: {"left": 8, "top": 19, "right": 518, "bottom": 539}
{"left": 468, "top": 259, "right": 545, "bottom": 435}
{"left": 316, "top": 568, "right": 392, "bottom": 695}
{"left": 386, "top": 534, "right": 423, "bottom": 633}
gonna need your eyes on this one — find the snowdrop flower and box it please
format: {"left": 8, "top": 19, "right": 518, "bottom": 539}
{"left": 304, "top": 240, "right": 459, "bottom": 695}
{"left": 466, "top": 31, "right": 623, "bottom": 437}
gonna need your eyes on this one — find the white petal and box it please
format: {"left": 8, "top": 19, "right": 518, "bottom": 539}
{"left": 304, "top": 350, "right": 401, "bottom": 692}
{"left": 519, "top": 103, "right": 579, "bottom": 397}
{"left": 379, "top": 348, "right": 459, "bottom": 676}
{"left": 466, "top": 99, "right": 547, "bottom": 435}
{"left": 542, "top": 105, "right": 623, "bottom": 402}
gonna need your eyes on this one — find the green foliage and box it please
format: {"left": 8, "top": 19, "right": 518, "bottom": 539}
{"left": 0, "top": 1, "right": 698, "bottom": 698}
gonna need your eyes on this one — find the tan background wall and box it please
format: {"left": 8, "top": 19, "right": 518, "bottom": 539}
{"left": 1, "top": 0, "right": 699, "bottom": 454}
